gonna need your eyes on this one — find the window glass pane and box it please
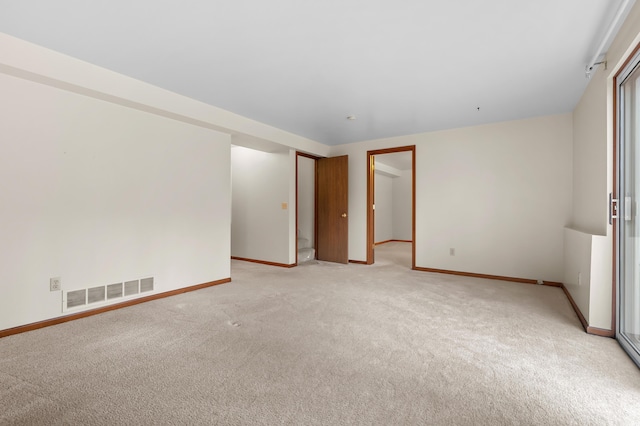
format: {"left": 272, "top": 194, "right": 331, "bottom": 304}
{"left": 619, "top": 61, "right": 640, "bottom": 367}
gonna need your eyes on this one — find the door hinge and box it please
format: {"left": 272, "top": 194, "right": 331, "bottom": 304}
{"left": 610, "top": 193, "right": 618, "bottom": 225}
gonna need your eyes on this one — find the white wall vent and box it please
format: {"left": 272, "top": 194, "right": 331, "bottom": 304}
{"left": 140, "top": 277, "right": 154, "bottom": 292}
{"left": 107, "top": 283, "right": 123, "bottom": 300}
{"left": 63, "top": 276, "right": 155, "bottom": 313}
{"left": 87, "top": 286, "right": 105, "bottom": 304}
{"left": 66, "top": 289, "right": 86, "bottom": 309}
{"left": 124, "top": 280, "right": 139, "bottom": 296}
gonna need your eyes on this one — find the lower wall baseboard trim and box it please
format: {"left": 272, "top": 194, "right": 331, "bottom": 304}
{"left": 375, "top": 239, "right": 413, "bottom": 246}
{"left": 559, "top": 284, "right": 615, "bottom": 337}
{"left": 559, "top": 283, "right": 589, "bottom": 332}
{"left": 415, "top": 266, "right": 614, "bottom": 338}
{"left": 231, "top": 256, "right": 296, "bottom": 268}
{"left": 413, "top": 266, "right": 562, "bottom": 286}
{"left": 586, "top": 326, "right": 615, "bottom": 337}
{"left": 0, "top": 277, "right": 231, "bottom": 339}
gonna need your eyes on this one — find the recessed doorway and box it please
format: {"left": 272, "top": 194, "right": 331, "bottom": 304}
{"left": 366, "top": 146, "right": 416, "bottom": 267}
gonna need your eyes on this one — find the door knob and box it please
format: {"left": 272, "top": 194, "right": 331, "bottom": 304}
{"left": 341, "top": 213, "right": 347, "bottom": 218}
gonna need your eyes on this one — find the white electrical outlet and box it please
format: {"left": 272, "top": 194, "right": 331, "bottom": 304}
{"left": 50, "top": 277, "right": 61, "bottom": 292}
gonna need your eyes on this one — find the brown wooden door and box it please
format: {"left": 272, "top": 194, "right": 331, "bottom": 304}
{"left": 316, "top": 155, "right": 348, "bottom": 263}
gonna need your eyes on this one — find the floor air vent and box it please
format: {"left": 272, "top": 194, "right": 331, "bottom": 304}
{"left": 107, "top": 283, "right": 123, "bottom": 300}
{"left": 63, "top": 276, "right": 154, "bottom": 312}
{"left": 140, "top": 277, "right": 154, "bottom": 292}
{"left": 124, "top": 280, "right": 139, "bottom": 296}
{"left": 66, "top": 289, "right": 86, "bottom": 309}
{"left": 88, "top": 286, "right": 105, "bottom": 304}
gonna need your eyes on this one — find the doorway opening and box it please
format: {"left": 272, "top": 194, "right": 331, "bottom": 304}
{"left": 366, "top": 146, "right": 416, "bottom": 267}
{"left": 296, "top": 152, "right": 319, "bottom": 265}
{"left": 296, "top": 153, "right": 349, "bottom": 265}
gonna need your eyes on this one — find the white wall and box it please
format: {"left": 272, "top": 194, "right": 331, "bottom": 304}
{"left": 0, "top": 72, "right": 231, "bottom": 331}
{"left": 563, "top": 228, "right": 593, "bottom": 321}
{"left": 287, "top": 150, "right": 297, "bottom": 263}
{"left": 416, "top": 115, "right": 572, "bottom": 281}
{"left": 231, "top": 147, "right": 295, "bottom": 265}
{"left": 566, "top": 0, "right": 640, "bottom": 330}
{"left": 374, "top": 172, "right": 394, "bottom": 242}
{"left": 374, "top": 168, "right": 411, "bottom": 243}
{"left": 331, "top": 113, "right": 573, "bottom": 282}
{"left": 589, "top": 234, "right": 611, "bottom": 328}
{"left": 572, "top": 72, "right": 608, "bottom": 236}
{"left": 297, "top": 156, "right": 315, "bottom": 247}
{"left": 392, "top": 169, "right": 412, "bottom": 241}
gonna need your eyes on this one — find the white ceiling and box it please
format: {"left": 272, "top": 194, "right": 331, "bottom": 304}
{"left": 0, "top": 0, "right": 631, "bottom": 146}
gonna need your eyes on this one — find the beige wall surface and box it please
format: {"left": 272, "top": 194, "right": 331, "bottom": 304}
{"left": 567, "top": 0, "right": 640, "bottom": 330}
{"left": 0, "top": 72, "right": 231, "bottom": 331}
{"left": 392, "top": 170, "right": 413, "bottom": 241}
{"left": 374, "top": 173, "right": 394, "bottom": 243}
{"left": 332, "top": 114, "right": 573, "bottom": 282}
{"left": 231, "top": 147, "right": 293, "bottom": 265}
{"left": 297, "top": 155, "right": 316, "bottom": 247}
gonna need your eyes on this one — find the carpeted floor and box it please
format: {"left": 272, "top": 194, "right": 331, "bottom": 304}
{"left": 1, "top": 242, "right": 639, "bottom": 425}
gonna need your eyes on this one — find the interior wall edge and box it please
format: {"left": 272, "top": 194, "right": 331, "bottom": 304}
{"left": 0, "top": 34, "right": 330, "bottom": 157}
{"left": 231, "top": 257, "right": 296, "bottom": 268}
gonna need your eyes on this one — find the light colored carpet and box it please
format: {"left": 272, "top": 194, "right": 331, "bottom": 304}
{"left": 1, "top": 242, "right": 639, "bottom": 425}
